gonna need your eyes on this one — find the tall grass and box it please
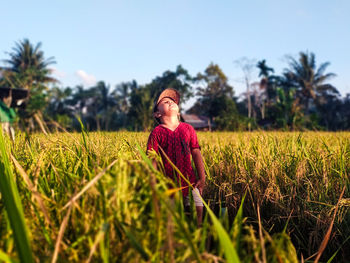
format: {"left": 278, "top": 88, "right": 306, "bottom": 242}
{"left": 0, "top": 130, "right": 348, "bottom": 262}
{"left": 200, "top": 131, "right": 350, "bottom": 261}
{"left": 0, "top": 130, "right": 33, "bottom": 263}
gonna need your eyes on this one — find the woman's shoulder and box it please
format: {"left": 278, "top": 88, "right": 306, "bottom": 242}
{"left": 149, "top": 125, "right": 164, "bottom": 135}
{"left": 180, "top": 122, "right": 195, "bottom": 131}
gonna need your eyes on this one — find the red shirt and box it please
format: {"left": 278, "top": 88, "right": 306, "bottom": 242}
{"left": 147, "top": 122, "right": 200, "bottom": 196}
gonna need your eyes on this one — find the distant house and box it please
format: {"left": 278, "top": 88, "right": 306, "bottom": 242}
{"left": 181, "top": 114, "right": 212, "bottom": 131}
{"left": 0, "top": 87, "right": 29, "bottom": 108}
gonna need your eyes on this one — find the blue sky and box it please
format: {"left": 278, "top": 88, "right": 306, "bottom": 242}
{"left": 1, "top": 0, "right": 349, "bottom": 108}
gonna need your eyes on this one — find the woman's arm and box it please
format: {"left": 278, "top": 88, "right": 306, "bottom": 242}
{"left": 191, "top": 148, "right": 206, "bottom": 194}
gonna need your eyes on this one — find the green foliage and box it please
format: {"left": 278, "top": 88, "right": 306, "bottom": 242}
{"left": 0, "top": 39, "right": 57, "bottom": 133}
{"left": 148, "top": 65, "right": 194, "bottom": 103}
{"left": 196, "top": 63, "right": 234, "bottom": 99}
{"left": 0, "top": 130, "right": 33, "bottom": 263}
{"left": 128, "top": 84, "right": 155, "bottom": 131}
{"left": 32, "top": 52, "right": 348, "bottom": 132}
{"left": 283, "top": 51, "right": 336, "bottom": 113}
{"left": 189, "top": 63, "right": 240, "bottom": 130}
{"left": 266, "top": 88, "right": 304, "bottom": 130}
{"left": 1, "top": 41, "right": 348, "bottom": 131}
{"left": 1, "top": 39, "right": 56, "bottom": 113}
{"left": 212, "top": 96, "right": 241, "bottom": 130}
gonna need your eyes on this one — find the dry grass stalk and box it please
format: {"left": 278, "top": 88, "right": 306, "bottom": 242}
{"left": 257, "top": 203, "right": 266, "bottom": 263}
{"left": 11, "top": 153, "right": 52, "bottom": 227}
{"left": 51, "top": 204, "right": 72, "bottom": 263}
{"left": 314, "top": 186, "right": 346, "bottom": 263}
{"left": 62, "top": 159, "right": 118, "bottom": 210}
{"left": 86, "top": 227, "right": 105, "bottom": 263}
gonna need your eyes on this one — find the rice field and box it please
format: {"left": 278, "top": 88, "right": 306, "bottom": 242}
{"left": 0, "top": 130, "right": 349, "bottom": 262}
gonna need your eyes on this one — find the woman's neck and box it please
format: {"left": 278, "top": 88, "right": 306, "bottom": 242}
{"left": 160, "top": 115, "right": 180, "bottom": 131}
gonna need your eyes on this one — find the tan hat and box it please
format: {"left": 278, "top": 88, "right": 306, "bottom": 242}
{"left": 153, "top": 88, "right": 180, "bottom": 112}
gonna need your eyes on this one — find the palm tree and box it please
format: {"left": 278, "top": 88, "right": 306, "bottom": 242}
{"left": 114, "top": 81, "right": 140, "bottom": 113}
{"left": 256, "top": 60, "right": 275, "bottom": 119}
{"left": 1, "top": 39, "right": 56, "bottom": 89}
{"left": 46, "top": 87, "right": 74, "bottom": 119}
{"left": 128, "top": 84, "right": 154, "bottom": 131}
{"left": 112, "top": 81, "right": 138, "bottom": 129}
{"left": 257, "top": 59, "right": 274, "bottom": 78}
{"left": 283, "top": 51, "right": 336, "bottom": 113}
{"left": 91, "top": 81, "right": 117, "bottom": 130}
{"left": 0, "top": 39, "right": 57, "bottom": 132}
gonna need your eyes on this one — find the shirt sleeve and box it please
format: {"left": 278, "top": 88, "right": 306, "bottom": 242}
{"left": 188, "top": 125, "right": 200, "bottom": 150}
{"left": 147, "top": 130, "right": 159, "bottom": 153}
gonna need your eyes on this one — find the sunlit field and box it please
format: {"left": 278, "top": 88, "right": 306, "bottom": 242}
{"left": 0, "top": 131, "right": 349, "bottom": 262}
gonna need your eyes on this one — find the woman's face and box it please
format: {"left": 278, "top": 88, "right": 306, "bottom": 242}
{"left": 156, "top": 97, "right": 179, "bottom": 116}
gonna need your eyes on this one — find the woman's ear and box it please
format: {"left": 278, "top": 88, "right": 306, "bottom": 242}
{"left": 153, "top": 111, "right": 161, "bottom": 118}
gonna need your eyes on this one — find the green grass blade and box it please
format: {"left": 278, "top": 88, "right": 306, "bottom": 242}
{"left": 204, "top": 203, "right": 241, "bottom": 263}
{"left": 0, "top": 249, "right": 19, "bottom": 263}
{"left": 162, "top": 198, "right": 202, "bottom": 262}
{"left": 120, "top": 224, "right": 149, "bottom": 261}
{"left": 326, "top": 235, "right": 350, "bottom": 263}
{"left": 0, "top": 130, "right": 34, "bottom": 263}
{"left": 231, "top": 192, "right": 246, "bottom": 252}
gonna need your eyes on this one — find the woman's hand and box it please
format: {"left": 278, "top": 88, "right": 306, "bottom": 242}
{"left": 194, "top": 179, "right": 205, "bottom": 195}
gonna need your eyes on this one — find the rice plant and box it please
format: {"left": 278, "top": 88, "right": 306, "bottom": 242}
{"left": 0, "top": 130, "right": 348, "bottom": 262}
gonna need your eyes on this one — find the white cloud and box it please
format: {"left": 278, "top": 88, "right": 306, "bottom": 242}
{"left": 75, "top": 70, "right": 96, "bottom": 86}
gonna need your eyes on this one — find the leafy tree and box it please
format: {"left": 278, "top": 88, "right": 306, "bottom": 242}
{"left": 283, "top": 51, "right": 337, "bottom": 114}
{"left": 340, "top": 94, "right": 350, "bottom": 129}
{"left": 128, "top": 84, "right": 154, "bottom": 131}
{"left": 315, "top": 84, "right": 342, "bottom": 130}
{"left": 0, "top": 39, "right": 57, "bottom": 131}
{"left": 266, "top": 88, "right": 303, "bottom": 130}
{"left": 210, "top": 96, "right": 241, "bottom": 130}
{"left": 148, "top": 65, "right": 194, "bottom": 104}
{"left": 113, "top": 81, "right": 134, "bottom": 113}
{"left": 46, "top": 86, "right": 74, "bottom": 128}
{"left": 256, "top": 59, "right": 278, "bottom": 104}
{"left": 65, "top": 81, "right": 117, "bottom": 131}
{"left": 61, "top": 85, "right": 100, "bottom": 130}
{"left": 46, "top": 83, "right": 118, "bottom": 131}
{"left": 196, "top": 63, "right": 233, "bottom": 99}
{"left": 90, "top": 81, "right": 117, "bottom": 130}
{"left": 189, "top": 63, "right": 239, "bottom": 130}
{"left": 111, "top": 81, "right": 137, "bottom": 129}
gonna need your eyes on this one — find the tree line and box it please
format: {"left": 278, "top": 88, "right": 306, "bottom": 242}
{"left": 1, "top": 39, "right": 349, "bottom": 132}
